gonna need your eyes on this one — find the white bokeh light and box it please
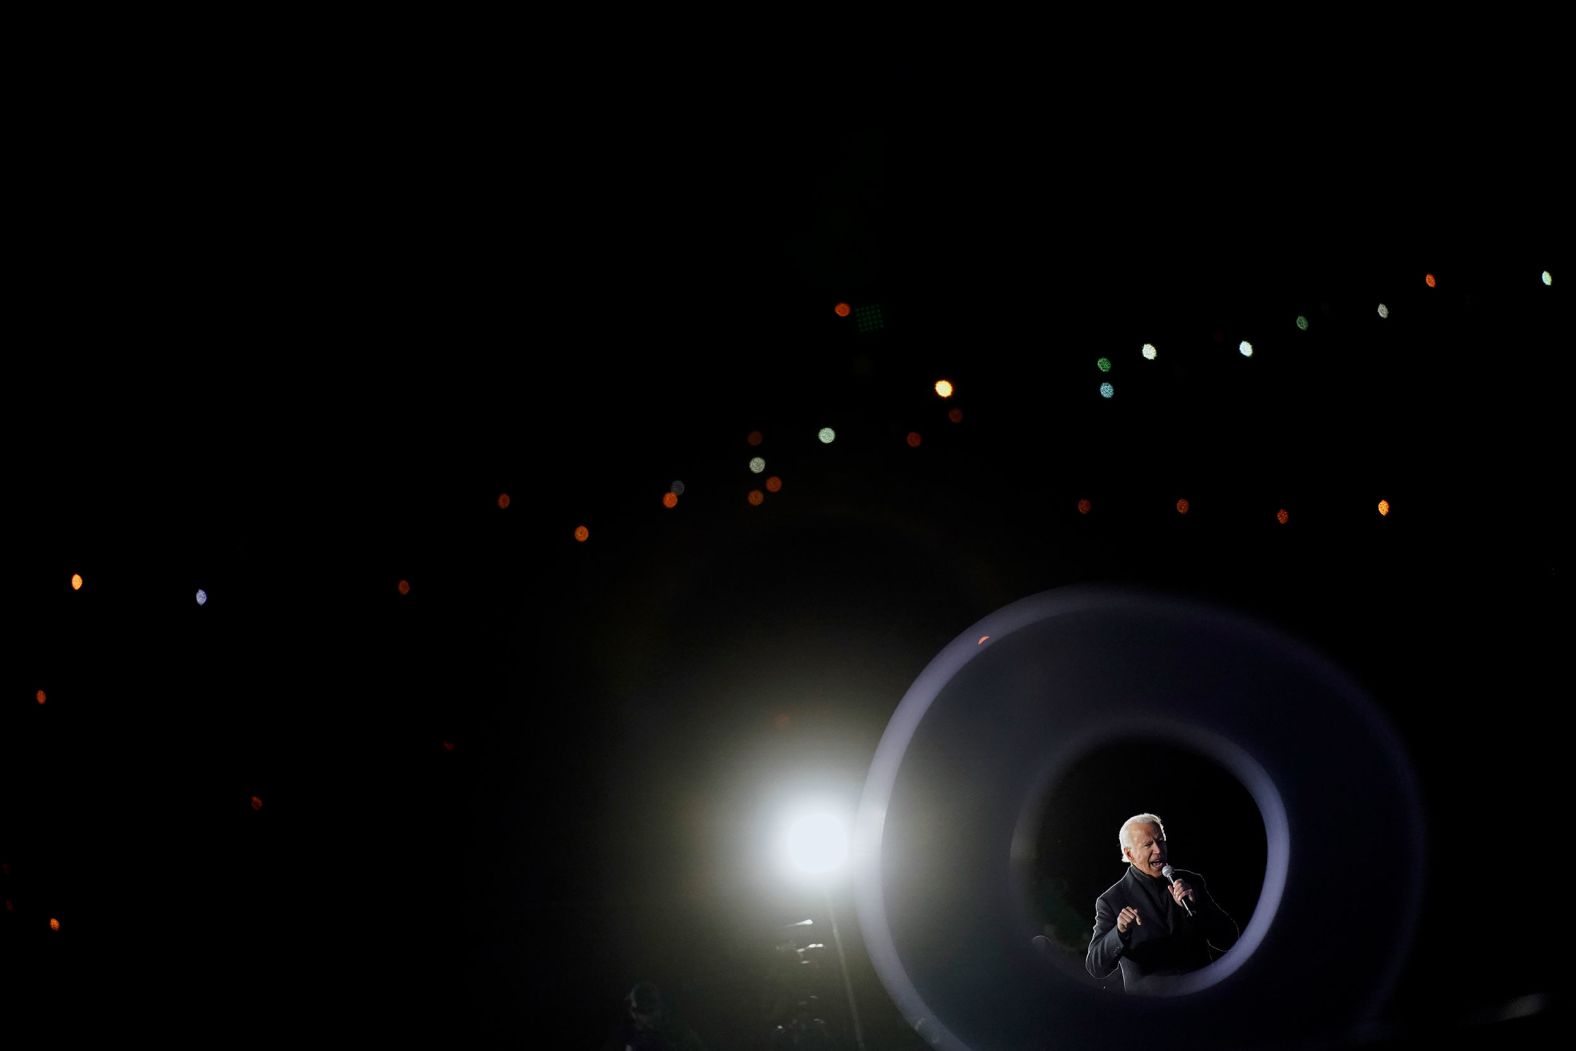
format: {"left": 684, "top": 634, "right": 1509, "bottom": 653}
{"left": 749, "top": 457, "right": 766, "bottom": 474}
{"left": 195, "top": 589, "right": 208, "bottom": 606}
{"left": 1142, "top": 343, "right": 1157, "bottom": 360}
{"left": 1239, "top": 340, "right": 1254, "bottom": 357}
{"left": 1377, "top": 303, "right": 1390, "bottom": 319}
{"left": 818, "top": 427, "right": 836, "bottom": 444}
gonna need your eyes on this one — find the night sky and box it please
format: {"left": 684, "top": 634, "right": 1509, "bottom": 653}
{"left": 3, "top": 59, "right": 1567, "bottom": 1048}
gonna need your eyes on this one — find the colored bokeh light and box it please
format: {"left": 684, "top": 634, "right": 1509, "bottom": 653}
{"left": 250, "top": 796, "right": 263, "bottom": 811}
{"left": 1425, "top": 273, "right": 1436, "bottom": 288}
{"left": 747, "top": 490, "right": 764, "bottom": 506}
{"left": 1176, "top": 498, "right": 1190, "bottom": 515}
{"left": 818, "top": 427, "right": 836, "bottom": 444}
{"left": 834, "top": 302, "right": 851, "bottom": 317}
{"left": 662, "top": 492, "right": 678, "bottom": 509}
{"left": 1077, "top": 498, "right": 1092, "bottom": 515}
{"left": 71, "top": 573, "right": 83, "bottom": 591}
{"left": 498, "top": 493, "right": 511, "bottom": 510}
{"left": 1542, "top": 271, "right": 1553, "bottom": 286}
{"left": 1097, "top": 357, "right": 1112, "bottom": 373}
{"left": 1378, "top": 499, "right": 1391, "bottom": 517}
{"left": 670, "top": 481, "right": 685, "bottom": 496}
{"left": 1099, "top": 382, "right": 1114, "bottom": 398}
{"left": 948, "top": 408, "right": 964, "bottom": 423}
{"left": 1296, "top": 315, "right": 1309, "bottom": 331}
{"left": 1276, "top": 508, "right": 1290, "bottom": 525}
{"left": 765, "top": 476, "right": 782, "bottom": 493}
{"left": 50, "top": 918, "right": 60, "bottom": 932}
{"left": 196, "top": 589, "right": 208, "bottom": 606}
{"left": 574, "top": 525, "right": 590, "bottom": 542}
{"left": 935, "top": 379, "right": 954, "bottom": 398}
{"left": 747, "top": 431, "right": 764, "bottom": 447}
{"left": 397, "top": 579, "right": 411, "bottom": 596}
{"left": 36, "top": 690, "right": 46, "bottom": 705}
{"left": 906, "top": 432, "right": 922, "bottom": 448}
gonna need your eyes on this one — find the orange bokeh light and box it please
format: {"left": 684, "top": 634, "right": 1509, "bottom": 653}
{"left": 1378, "top": 499, "right": 1391, "bottom": 517}
{"left": 397, "top": 579, "right": 411, "bottom": 596}
{"left": 747, "top": 490, "right": 765, "bottom": 506}
{"left": 948, "top": 408, "right": 964, "bottom": 423}
{"left": 906, "top": 432, "right": 922, "bottom": 448}
{"left": 36, "top": 690, "right": 46, "bottom": 705}
{"left": 71, "top": 573, "right": 83, "bottom": 591}
{"left": 747, "top": 431, "right": 764, "bottom": 447}
{"left": 1425, "top": 273, "right": 1436, "bottom": 288}
{"left": 497, "top": 492, "right": 511, "bottom": 510}
{"left": 49, "top": 918, "right": 60, "bottom": 932}
{"left": 250, "top": 795, "right": 264, "bottom": 811}
{"left": 1077, "top": 499, "right": 1092, "bottom": 515}
{"left": 834, "top": 302, "right": 851, "bottom": 317}
{"left": 1176, "top": 498, "right": 1190, "bottom": 515}
{"left": 1276, "top": 509, "right": 1290, "bottom": 525}
{"left": 574, "top": 525, "right": 590, "bottom": 542}
{"left": 765, "top": 476, "right": 782, "bottom": 493}
{"left": 662, "top": 492, "right": 679, "bottom": 509}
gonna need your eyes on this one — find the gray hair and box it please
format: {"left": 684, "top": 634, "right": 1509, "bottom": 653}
{"left": 1118, "top": 813, "right": 1167, "bottom": 862}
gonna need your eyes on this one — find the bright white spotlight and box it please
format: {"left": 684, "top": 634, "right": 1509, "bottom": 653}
{"left": 786, "top": 813, "right": 849, "bottom": 876}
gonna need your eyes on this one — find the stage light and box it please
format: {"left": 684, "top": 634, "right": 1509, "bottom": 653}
{"left": 749, "top": 457, "right": 766, "bottom": 474}
{"left": 1142, "top": 343, "right": 1157, "bottom": 360}
{"left": 1239, "top": 341, "right": 1254, "bottom": 357}
{"left": 818, "top": 427, "right": 836, "bottom": 444}
{"left": 935, "top": 379, "right": 954, "bottom": 398}
{"left": 786, "top": 813, "right": 849, "bottom": 876}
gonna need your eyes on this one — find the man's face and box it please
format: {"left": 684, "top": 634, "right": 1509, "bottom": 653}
{"left": 1123, "top": 822, "right": 1167, "bottom": 878}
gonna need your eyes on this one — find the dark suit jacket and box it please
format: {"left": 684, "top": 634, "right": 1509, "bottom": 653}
{"left": 1085, "top": 865, "right": 1238, "bottom": 994}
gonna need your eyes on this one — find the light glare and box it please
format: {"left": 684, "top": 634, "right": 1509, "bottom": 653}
{"left": 786, "top": 813, "right": 849, "bottom": 875}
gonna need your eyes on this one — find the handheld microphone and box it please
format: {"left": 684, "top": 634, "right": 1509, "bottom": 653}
{"left": 1161, "top": 864, "right": 1195, "bottom": 917}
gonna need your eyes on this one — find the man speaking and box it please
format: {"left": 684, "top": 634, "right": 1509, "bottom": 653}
{"left": 1086, "top": 813, "right": 1240, "bottom": 994}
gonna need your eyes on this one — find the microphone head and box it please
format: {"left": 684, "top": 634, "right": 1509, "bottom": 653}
{"left": 1161, "top": 864, "right": 1176, "bottom": 881}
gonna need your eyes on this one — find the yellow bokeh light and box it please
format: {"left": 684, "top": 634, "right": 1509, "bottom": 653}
{"left": 71, "top": 573, "right": 83, "bottom": 591}
{"left": 935, "top": 379, "right": 954, "bottom": 398}
{"left": 1378, "top": 499, "right": 1391, "bottom": 517}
